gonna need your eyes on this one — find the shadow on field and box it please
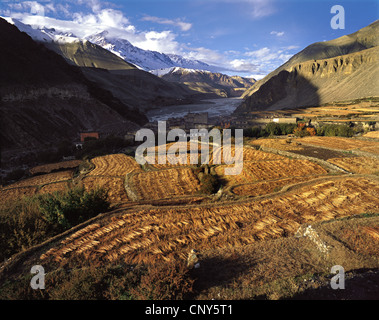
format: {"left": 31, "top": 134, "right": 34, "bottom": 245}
{"left": 287, "top": 268, "right": 379, "bottom": 300}
{"left": 189, "top": 254, "right": 254, "bottom": 296}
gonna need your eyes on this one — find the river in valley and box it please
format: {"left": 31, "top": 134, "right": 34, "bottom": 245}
{"left": 146, "top": 97, "right": 242, "bottom": 122}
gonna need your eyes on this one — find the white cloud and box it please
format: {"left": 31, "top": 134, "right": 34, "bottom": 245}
{"left": 0, "top": 0, "right": 293, "bottom": 77}
{"left": 270, "top": 30, "right": 285, "bottom": 37}
{"left": 141, "top": 15, "right": 192, "bottom": 32}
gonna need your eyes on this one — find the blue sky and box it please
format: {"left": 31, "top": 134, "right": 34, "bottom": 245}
{"left": 0, "top": 0, "right": 377, "bottom": 78}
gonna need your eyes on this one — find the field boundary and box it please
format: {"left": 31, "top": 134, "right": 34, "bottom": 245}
{"left": 258, "top": 146, "right": 350, "bottom": 174}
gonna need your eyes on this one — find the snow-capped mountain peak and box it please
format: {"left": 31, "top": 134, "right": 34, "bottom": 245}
{"left": 85, "top": 31, "right": 219, "bottom": 72}
{"left": 2, "top": 17, "right": 220, "bottom": 74}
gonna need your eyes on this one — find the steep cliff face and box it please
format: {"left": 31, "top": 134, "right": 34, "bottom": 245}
{"left": 0, "top": 18, "right": 147, "bottom": 154}
{"left": 237, "top": 20, "right": 379, "bottom": 113}
{"left": 236, "top": 46, "right": 379, "bottom": 112}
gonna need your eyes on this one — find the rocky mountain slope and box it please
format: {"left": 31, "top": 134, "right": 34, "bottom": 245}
{"left": 154, "top": 67, "right": 256, "bottom": 98}
{"left": 45, "top": 41, "right": 200, "bottom": 111}
{"left": 3, "top": 18, "right": 216, "bottom": 111}
{"left": 0, "top": 18, "right": 148, "bottom": 156}
{"left": 85, "top": 31, "right": 218, "bottom": 72}
{"left": 236, "top": 20, "right": 379, "bottom": 112}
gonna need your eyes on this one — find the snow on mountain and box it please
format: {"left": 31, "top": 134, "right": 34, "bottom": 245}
{"left": 2, "top": 17, "right": 81, "bottom": 44}
{"left": 85, "top": 31, "right": 219, "bottom": 72}
{"left": 3, "top": 18, "right": 219, "bottom": 74}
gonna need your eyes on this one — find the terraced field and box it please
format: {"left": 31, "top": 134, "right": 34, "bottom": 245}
{"left": 39, "top": 177, "right": 379, "bottom": 266}
{"left": 128, "top": 167, "right": 201, "bottom": 201}
{"left": 250, "top": 139, "right": 304, "bottom": 151}
{"left": 89, "top": 154, "right": 142, "bottom": 176}
{"left": 296, "top": 136, "right": 379, "bottom": 154}
{"left": 29, "top": 160, "right": 82, "bottom": 175}
{"left": 81, "top": 176, "right": 129, "bottom": 203}
{"left": 328, "top": 156, "right": 379, "bottom": 174}
{"left": 6, "top": 171, "right": 73, "bottom": 188}
{"left": 216, "top": 159, "right": 327, "bottom": 187}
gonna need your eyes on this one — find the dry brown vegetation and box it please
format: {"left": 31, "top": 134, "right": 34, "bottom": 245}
{"left": 216, "top": 159, "right": 327, "bottom": 187}
{"left": 39, "top": 177, "right": 379, "bottom": 267}
{"left": 328, "top": 156, "right": 379, "bottom": 174}
{"left": 363, "top": 131, "right": 379, "bottom": 139}
{"left": 250, "top": 139, "right": 304, "bottom": 151}
{"left": 81, "top": 176, "right": 129, "bottom": 203}
{"left": 0, "top": 186, "right": 38, "bottom": 203}
{"left": 129, "top": 167, "right": 201, "bottom": 200}
{"left": 296, "top": 136, "right": 379, "bottom": 154}
{"left": 232, "top": 177, "right": 307, "bottom": 197}
{"left": 7, "top": 171, "right": 73, "bottom": 188}
{"left": 2, "top": 135, "right": 379, "bottom": 300}
{"left": 29, "top": 160, "right": 82, "bottom": 175}
{"left": 89, "top": 154, "right": 142, "bottom": 176}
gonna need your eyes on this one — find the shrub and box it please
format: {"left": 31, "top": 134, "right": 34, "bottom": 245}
{"left": 265, "top": 123, "right": 297, "bottom": 136}
{"left": 38, "top": 186, "right": 110, "bottom": 230}
{"left": 198, "top": 172, "right": 219, "bottom": 195}
{"left": 317, "top": 124, "right": 354, "bottom": 137}
{"left": 129, "top": 260, "right": 194, "bottom": 300}
{"left": 0, "top": 187, "right": 111, "bottom": 261}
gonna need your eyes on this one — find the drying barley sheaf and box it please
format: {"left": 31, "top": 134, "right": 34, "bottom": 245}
{"left": 89, "top": 154, "right": 143, "bottom": 177}
{"left": 39, "top": 177, "right": 379, "bottom": 266}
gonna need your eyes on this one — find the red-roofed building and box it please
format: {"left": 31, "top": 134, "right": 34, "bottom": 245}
{"left": 80, "top": 132, "right": 99, "bottom": 142}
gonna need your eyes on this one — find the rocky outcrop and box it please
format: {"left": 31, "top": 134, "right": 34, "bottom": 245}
{"left": 236, "top": 20, "right": 379, "bottom": 113}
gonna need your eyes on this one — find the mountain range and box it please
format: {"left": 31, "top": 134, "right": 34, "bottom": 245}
{"left": 236, "top": 20, "right": 379, "bottom": 113}
{"left": 3, "top": 17, "right": 218, "bottom": 73}
{"left": 0, "top": 17, "right": 148, "bottom": 159}
{"left": 154, "top": 67, "right": 256, "bottom": 98}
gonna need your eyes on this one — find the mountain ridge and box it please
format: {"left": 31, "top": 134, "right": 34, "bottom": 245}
{"left": 236, "top": 20, "right": 379, "bottom": 113}
{"left": 0, "top": 17, "right": 147, "bottom": 158}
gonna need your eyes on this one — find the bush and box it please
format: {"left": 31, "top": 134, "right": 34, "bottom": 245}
{"left": 198, "top": 170, "right": 219, "bottom": 195}
{"left": 0, "top": 187, "right": 111, "bottom": 261}
{"left": 0, "top": 197, "right": 53, "bottom": 261}
{"left": 39, "top": 186, "right": 110, "bottom": 230}
{"left": 265, "top": 123, "right": 297, "bottom": 136}
{"left": 244, "top": 127, "right": 265, "bottom": 138}
{"left": 317, "top": 124, "right": 354, "bottom": 137}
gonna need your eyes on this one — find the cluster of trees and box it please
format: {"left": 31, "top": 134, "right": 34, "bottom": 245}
{"left": 243, "top": 123, "right": 298, "bottom": 138}
{"left": 243, "top": 122, "right": 356, "bottom": 138}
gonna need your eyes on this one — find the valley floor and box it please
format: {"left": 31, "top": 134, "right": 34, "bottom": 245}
{"left": 0, "top": 133, "right": 378, "bottom": 300}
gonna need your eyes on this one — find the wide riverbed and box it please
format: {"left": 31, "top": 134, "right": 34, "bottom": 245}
{"left": 146, "top": 97, "right": 242, "bottom": 122}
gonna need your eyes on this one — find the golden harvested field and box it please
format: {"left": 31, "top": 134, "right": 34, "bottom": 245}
{"left": 327, "top": 157, "right": 379, "bottom": 174}
{"left": 210, "top": 146, "right": 285, "bottom": 164}
{"left": 130, "top": 167, "right": 201, "bottom": 201}
{"left": 37, "top": 182, "right": 71, "bottom": 195}
{"left": 297, "top": 137, "right": 379, "bottom": 154}
{"left": 250, "top": 139, "right": 304, "bottom": 151}
{"left": 0, "top": 186, "right": 38, "bottom": 203}
{"left": 29, "top": 160, "right": 82, "bottom": 175}
{"left": 39, "top": 177, "right": 379, "bottom": 266}
{"left": 363, "top": 131, "right": 379, "bottom": 139}
{"left": 5, "top": 171, "right": 73, "bottom": 188}
{"left": 151, "top": 152, "right": 198, "bottom": 169}
{"left": 81, "top": 176, "right": 129, "bottom": 203}
{"left": 231, "top": 177, "right": 307, "bottom": 197}
{"left": 89, "top": 154, "right": 142, "bottom": 177}
{"left": 216, "top": 159, "right": 327, "bottom": 187}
